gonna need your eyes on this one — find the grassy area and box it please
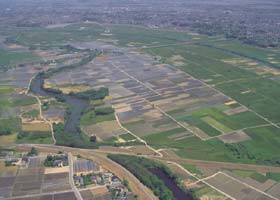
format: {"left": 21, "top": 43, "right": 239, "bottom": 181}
{"left": 146, "top": 44, "right": 255, "bottom": 84}
{"left": 123, "top": 120, "right": 145, "bottom": 128}
{"left": 0, "top": 86, "right": 15, "bottom": 114}
{"left": 266, "top": 173, "right": 280, "bottom": 182}
{"left": 7, "top": 23, "right": 105, "bottom": 49}
{"left": 119, "top": 133, "right": 136, "bottom": 141}
{"left": 145, "top": 125, "right": 280, "bottom": 166}
{"left": 216, "top": 78, "right": 280, "bottom": 123}
{"left": 178, "top": 115, "right": 222, "bottom": 137}
{"left": 109, "top": 25, "right": 204, "bottom": 47}
{"left": 0, "top": 134, "right": 17, "bottom": 146}
{"left": 181, "top": 164, "right": 202, "bottom": 176}
{"left": 81, "top": 110, "right": 115, "bottom": 125}
{"left": 143, "top": 128, "right": 187, "bottom": 146}
{"left": 205, "top": 40, "right": 280, "bottom": 69}
{"left": 0, "top": 117, "right": 21, "bottom": 135}
{"left": 241, "top": 126, "right": 280, "bottom": 165}
{"left": 22, "top": 109, "right": 39, "bottom": 119}
{"left": 192, "top": 185, "right": 223, "bottom": 199}
{"left": 233, "top": 170, "right": 267, "bottom": 183}
{"left": 16, "top": 131, "right": 53, "bottom": 144}
{"left": 90, "top": 99, "right": 104, "bottom": 106}
{"left": 170, "top": 137, "right": 239, "bottom": 163}
{"left": 0, "top": 49, "right": 40, "bottom": 68}
{"left": 178, "top": 106, "right": 266, "bottom": 135}
{"left": 0, "top": 85, "right": 37, "bottom": 117}
{"left": 232, "top": 170, "right": 280, "bottom": 183}
{"left": 12, "top": 96, "right": 37, "bottom": 107}
{"left": 202, "top": 116, "right": 232, "bottom": 133}
{"left": 145, "top": 40, "right": 280, "bottom": 125}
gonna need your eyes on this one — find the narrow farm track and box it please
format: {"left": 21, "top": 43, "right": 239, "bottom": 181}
{"left": 110, "top": 61, "right": 207, "bottom": 141}
{"left": 113, "top": 112, "right": 163, "bottom": 157}
{"left": 25, "top": 75, "right": 56, "bottom": 144}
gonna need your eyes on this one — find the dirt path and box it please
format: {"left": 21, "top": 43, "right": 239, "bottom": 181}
{"left": 25, "top": 76, "right": 56, "bottom": 144}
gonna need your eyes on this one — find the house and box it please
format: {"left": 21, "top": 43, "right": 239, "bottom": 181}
{"left": 74, "top": 159, "right": 101, "bottom": 175}
{"left": 53, "top": 159, "right": 64, "bottom": 167}
{"left": 74, "top": 176, "right": 84, "bottom": 186}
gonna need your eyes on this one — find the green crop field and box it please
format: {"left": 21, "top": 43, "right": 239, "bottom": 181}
{"left": 109, "top": 25, "right": 198, "bottom": 47}
{"left": 80, "top": 110, "right": 115, "bottom": 126}
{"left": 7, "top": 23, "right": 105, "bottom": 49}
{"left": 0, "top": 85, "right": 37, "bottom": 118}
{"left": 16, "top": 131, "right": 53, "bottom": 144}
{"left": 179, "top": 115, "right": 222, "bottom": 137}
{"left": 119, "top": 133, "right": 136, "bottom": 141}
{"left": 216, "top": 78, "right": 280, "bottom": 123}
{"left": 182, "top": 163, "right": 203, "bottom": 176}
{"left": 0, "top": 117, "right": 21, "bottom": 135}
{"left": 0, "top": 49, "right": 40, "bottom": 67}
{"left": 91, "top": 25, "right": 280, "bottom": 166}
{"left": 143, "top": 128, "right": 187, "bottom": 145}
{"left": 205, "top": 40, "right": 280, "bottom": 69}
{"left": 232, "top": 169, "right": 280, "bottom": 183}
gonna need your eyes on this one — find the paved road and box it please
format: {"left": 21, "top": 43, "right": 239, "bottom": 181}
{"left": 153, "top": 156, "right": 280, "bottom": 174}
{"left": 19, "top": 145, "right": 157, "bottom": 200}
{"left": 15, "top": 143, "right": 280, "bottom": 200}
{"left": 18, "top": 144, "right": 280, "bottom": 174}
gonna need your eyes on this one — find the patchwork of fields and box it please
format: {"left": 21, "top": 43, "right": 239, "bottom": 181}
{"left": 0, "top": 23, "right": 280, "bottom": 200}
{"left": 1, "top": 23, "right": 280, "bottom": 166}
{"left": 43, "top": 33, "right": 280, "bottom": 166}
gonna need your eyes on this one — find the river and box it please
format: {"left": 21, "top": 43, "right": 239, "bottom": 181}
{"left": 150, "top": 168, "right": 193, "bottom": 200}
{"left": 31, "top": 73, "right": 89, "bottom": 137}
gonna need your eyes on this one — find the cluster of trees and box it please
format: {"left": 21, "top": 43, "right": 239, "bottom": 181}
{"left": 60, "top": 45, "right": 88, "bottom": 53}
{"left": 0, "top": 130, "right": 12, "bottom": 136}
{"left": 27, "top": 147, "right": 38, "bottom": 156}
{"left": 53, "top": 123, "right": 99, "bottom": 148}
{"left": 194, "top": 23, "right": 279, "bottom": 48}
{"left": 0, "top": 117, "right": 21, "bottom": 136}
{"left": 5, "top": 160, "right": 14, "bottom": 167}
{"left": 44, "top": 154, "right": 68, "bottom": 167}
{"left": 70, "top": 87, "right": 109, "bottom": 100}
{"left": 95, "top": 107, "right": 114, "bottom": 115}
{"left": 108, "top": 154, "right": 182, "bottom": 200}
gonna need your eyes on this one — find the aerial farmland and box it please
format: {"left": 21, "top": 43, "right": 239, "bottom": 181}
{"left": 1, "top": 1, "right": 280, "bottom": 199}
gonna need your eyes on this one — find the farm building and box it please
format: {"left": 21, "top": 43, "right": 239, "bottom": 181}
{"left": 73, "top": 159, "right": 101, "bottom": 175}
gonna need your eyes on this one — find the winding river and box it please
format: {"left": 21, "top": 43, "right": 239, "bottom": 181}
{"left": 31, "top": 73, "right": 89, "bottom": 137}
